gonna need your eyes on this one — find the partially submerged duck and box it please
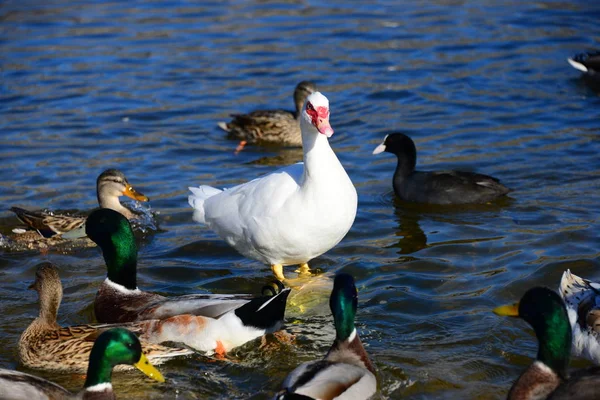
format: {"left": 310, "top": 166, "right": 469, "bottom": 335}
{"left": 275, "top": 273, "right": 376, "bottom": 399}
{"left": 7, "top": 169, "right": 148, "bottom": 251}
{"left": 218, "top": 81, "right": 317, "bottom": 151}
{"left": 19, "top": 262, "right": 192, "bottom": 373}
{"left": 494, "top": 287, "right": 600, "bottom": 400}
{"left": 373, "top": 133, "right": 510, "bottom": 204}
{"left": 1, "top": 328, "right": 164, "bottom": 400}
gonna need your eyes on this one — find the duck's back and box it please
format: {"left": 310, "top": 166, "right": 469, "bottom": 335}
{"left": 222, "top": 109, "right": 301, "bottom": 146}
{"left": 395, "top": 170, "right": 510, "bottom": 204}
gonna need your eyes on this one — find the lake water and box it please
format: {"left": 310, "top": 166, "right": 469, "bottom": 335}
{"left": 1, "top": 0, "right": 599, "bottom": 398}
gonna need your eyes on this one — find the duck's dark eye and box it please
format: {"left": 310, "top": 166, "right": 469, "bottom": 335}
{"left": 306, "top": 102, "right": 314, "bottom": 111}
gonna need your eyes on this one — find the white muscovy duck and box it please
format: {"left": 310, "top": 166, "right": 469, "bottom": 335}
{"left": 189, "top": 92, "right": 357, "bottom": 282}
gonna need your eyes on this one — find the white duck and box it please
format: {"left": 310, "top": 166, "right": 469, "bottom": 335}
{"left": 189, "top": 92, "right": 357, "bottom": 281}
{"left": 558, "top": 269, "right": 600, "bottom": 364}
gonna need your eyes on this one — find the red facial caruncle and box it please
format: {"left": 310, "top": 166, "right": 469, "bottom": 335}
{"left": 305, "top": 101, "right": 334, "bottom": 137}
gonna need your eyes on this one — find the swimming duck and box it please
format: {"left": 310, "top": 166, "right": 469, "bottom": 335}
{"left": 10, "top": 169, "right": 148, "bottom": 240}
{"left": 86, "top": 208, "right": 278, "bottom": 323}
{"left": 558, "top": 270, "right": 600, "bottom": 365}
{"left": 190, "top": 92, "right": 357, "bottom": 282}
{"left": 2, "top": 328, "right": 164, "bottom": 400}
{"left": 494, "top": 287, "right": 600, "bottom": 400}
{"left": 86, "top": 208, "right": 291, "bottom": 355}
{"left": 218, "top": 81, "right": 317, "bottom": 151}
{"left": 372, "top": 132, "right": 510, "bottom": 204}
{"left": 19, "top": 262, "right": 192, "bottom": 373}
{"left": 568, "top": 51, "right": 600, "bottom": 76}
{"left": 275, "top": 273, "right": 376, "bottom": 399}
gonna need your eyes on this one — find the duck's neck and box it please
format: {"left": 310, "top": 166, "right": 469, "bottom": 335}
{"left": 38, "top": 290, "right": 61, "bottom": 326}
{"left": 98, "top": 194, "right": 133, "bottom": 219}
{"left": 84, "top": 349, "right": 114, "bottom": 389}
{"left": 103, "top": 240, "right": 138, "bottom": 290}
{"left": 300, "top": 120, "right": 338, "bottom": 184}
{"left": 393, "top": 152, "right": 416, "bottom": 182}
{"left": 328, "top": 329, "right": 376, "bottom": 374}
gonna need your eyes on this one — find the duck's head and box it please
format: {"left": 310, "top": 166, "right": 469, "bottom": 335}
{"left": 494, "top": 287, "right": 571, "bottom": 379}
{"left": 372, "top": 133, "right": 418, "bottom": 173}
{"left": 330, "top": 273, "right": 358, "bottom": 342}
{"left": 97, "top": 169, "right": 148, "bottom": 205}
{"left": 86, "top": 208, "right": 138, "bottom": 290}
{"left": 29, "top": 262, "right": 62, "bottom": 323}
{"left": 302, "top": 92, "right": 333, "bottom": 138}
{"left": 85, "top": 328, "right": 164, "bottom": 388}
{"left": 294, "top": 81, "right": 317, "bottom": 111}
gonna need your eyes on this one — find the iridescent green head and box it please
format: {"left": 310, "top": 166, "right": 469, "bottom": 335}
{"left": 494, "top": 287, "right": 571, "bottom": 379}
{"left": 86, "top": 208, "right": 138, "bottom": 290}
{"left": 330, "top": 273, "right": 358, "bottom": 341}
{"left": 84, "top": 328, "right": 164, "bottom": 388}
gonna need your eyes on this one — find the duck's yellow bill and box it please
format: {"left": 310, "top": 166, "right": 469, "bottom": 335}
{"left": 123, "top": 185, "right": 149, "bottom": 202}
{"left": 134, "top": 354, "right": 165, "bottom": 383}
{"left": 493, "top": 302, "right": 520, "bottom": 317}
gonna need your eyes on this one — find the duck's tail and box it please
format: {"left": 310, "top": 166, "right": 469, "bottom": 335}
{"left": 234, "top": 282, "right": 291, "bottom": 332}
{"left": 188, "top": 186, "right": 222, "bottom": 224}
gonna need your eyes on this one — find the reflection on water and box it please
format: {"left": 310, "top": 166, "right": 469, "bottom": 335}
{"left": 1, "top": 0, "right": 600, "bottom": 399}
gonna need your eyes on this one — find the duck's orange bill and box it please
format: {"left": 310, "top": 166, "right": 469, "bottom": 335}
{"left": 123, "top": 185, "right": 149, "bottom": 202}
{"left": 493, "top": 302, "right": 520, "bottom": 317}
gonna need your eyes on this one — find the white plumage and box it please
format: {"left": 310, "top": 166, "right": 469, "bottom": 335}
{"left": 558, "top": 269, "right": 600, "bottom": 364}
{"left": 189, "top": 92, "right": 357, "bottom": 280}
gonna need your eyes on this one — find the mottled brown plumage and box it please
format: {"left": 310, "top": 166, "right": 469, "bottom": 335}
{"left": 18, "top": 263, "right": 192, "bottom": 373}
{"left": 218, "top": 81, "right": 317, "bottom": 147}
{"left": 10, "top": 169, "right": 148, "bottom": 242}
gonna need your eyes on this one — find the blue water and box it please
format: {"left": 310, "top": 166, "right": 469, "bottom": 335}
{"left": 1, "top": 0, "right": 600, "bottom": 398}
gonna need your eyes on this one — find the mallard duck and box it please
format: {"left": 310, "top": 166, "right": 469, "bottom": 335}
{"left": 190, "top": 92, "right": 358, "bottom": 282}
{"left": 568, "top": 51, "right": 600, "bottom": 75}
{"left": 19, "top": 262, "right": 192, "bottom": 373}
{"left": 217, "top": 81, "right": 317, "bottom": 151}
{"left": 10, "top": 169, "right": 148, "bottom": 241}
{"left": 275, "top": 273, "right": 376, "bottom": 399}
{"left": 86, "top": 208, "right": 291, "bottom": 355}
{"left": 372, "top": 133, "right": 510, "bottom": 204}
{"left": 494, "top": 287, "right": 600, "bottom": 400}
{"left": 559, "top": 270, "right": 600, "bottom": 364}
{"left": 1, "top": 328, "right": 164, "bottom": 400}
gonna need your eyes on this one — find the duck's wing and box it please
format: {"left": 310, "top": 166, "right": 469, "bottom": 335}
{"left": 143, "top": 293, "right": 252, "bottom": 320}
{"left": 10, "top": 207, "right": 85, "bottom": 238}
{"left": 559, "top": 270, "right": 600, "bottom": 363}
{"left": 0, "top": 369, "right": 73, "bottom": 400}
{"left": 279, "top": 360, "right": 376, "bottom": 400}
{"left": 549, "top": 367, "right": 600, "bottom": 399}
{"left": 220, "top": 109, "right": 297, "bottom": 143}
{"left": 202, "top": 163, "right": 304, "bottom": 238}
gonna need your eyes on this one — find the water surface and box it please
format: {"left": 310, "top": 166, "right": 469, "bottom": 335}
{"left": 1, "top": 0, "right": 600, "bottom": 398}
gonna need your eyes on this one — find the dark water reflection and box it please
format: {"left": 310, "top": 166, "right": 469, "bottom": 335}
{"left": 1, "top": 0, "right": 600, "bottom": 398}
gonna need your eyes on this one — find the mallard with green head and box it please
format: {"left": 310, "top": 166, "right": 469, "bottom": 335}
{"left": 19, "top": 262, "right": 192, "bottom": 373}
{"left": 559, "top": 270, "right": 600, "bottom": 365}
{"left": 2, "top": 327, "right": 164, "bottom": 399}
{"left": 86, "top": 208, "right": 291, "bottom": 355}
{"left": 494, "top": 286, "right": 600, "bottom": 400}
{"left": 275, "top": 273, "right": 376, "bottom": 399}
{"left": 8, "top": 169, "right": 148, "bottom": 250}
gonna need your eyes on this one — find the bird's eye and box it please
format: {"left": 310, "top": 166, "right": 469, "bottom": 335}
{"left": 306, "top": 103, "right": 313, "bottom": 111}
